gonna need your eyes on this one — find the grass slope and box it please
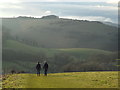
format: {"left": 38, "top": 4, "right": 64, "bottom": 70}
{"left": 4, "top": 40, "right": 113, "bottom": 56}
{"left": 3, "top": 40, "right": 115, "bottom": 73}
{"left": 2, "top": 72, "right": 118, "bottom": 88}
{"left": 57, "top": 48, "right": 113, "bottom": 59}
{"left": 4, "top": 40, "right": 59, "bottom": 56}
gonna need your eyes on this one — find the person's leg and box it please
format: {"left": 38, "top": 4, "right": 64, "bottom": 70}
{"left": 45, "top": 69, "right": 47, "bottom": 76}
{"left": 38, "top": 70, "right": 40, "bottom": 76}
{"left": 37, "top": 70, "right": 40, "bottom": 76}
{"left": 37, "top": 70, "right": 38, "bottom": 76}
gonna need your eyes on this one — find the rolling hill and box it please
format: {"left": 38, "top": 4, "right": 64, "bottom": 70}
{"left": 2, "top": 15, "right": 118, "bottom": 73}
{"left": 2, "top": 40, "right": 117, "bottom": 73}
{"left": 4, "top": 40, "right": 113, "bottom": 56}
{"left": 2, "top": 15, "right": 118, "bottom": 51}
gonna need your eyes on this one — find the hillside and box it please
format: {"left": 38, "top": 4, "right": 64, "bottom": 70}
{"left": 2, "top": 15, "right": 118, "bottom": 73}
{"left": 2, "top": 72, "right": 118, "bottom": 88}
{"left": 2, "top": 40, "right": 117, "bottom": 73}
{"left": 2, "top": 15, "right": 118, "bottom": 51}
{"left": 3, "top": 40, "right": 59, "bottom": 56}
{"left": 4, "top": 40, "right": 113, "bottom": 56}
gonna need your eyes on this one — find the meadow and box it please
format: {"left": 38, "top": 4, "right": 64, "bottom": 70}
{"left": 2, "top": 71, "right": 118, "bottom": 88}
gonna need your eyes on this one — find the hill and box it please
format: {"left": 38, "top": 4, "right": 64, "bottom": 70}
{"left": 2, "top": 72, "right": 118, "bottom": 88}
{"left": 2, "top": 15, "right": 118, "bottom": 73}
{"left": 4, "top": 40, "right": 113, "bottom": 56}
{"left": 3, "top": 40, "right": 58, "bottom": 56}
{"left": 3, "top": 40, "right": 117, "bottom": 73}
{"left": 2, "top": 15, "right": 118, "bottom": 51}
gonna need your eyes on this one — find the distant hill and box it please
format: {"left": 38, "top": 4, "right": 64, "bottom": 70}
{"left": 102, "top": 22, "right": 118, "bottom": 27}
{"left": 2, "top": 15, "right": 118, "bottom": 51}
{"left": 41, "top": 15, "right": 59, "bottom": 19}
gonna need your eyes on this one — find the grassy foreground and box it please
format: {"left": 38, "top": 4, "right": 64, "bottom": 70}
{"left": 2, "top": 71, "right": 118, "bottom": 88}
{"left": 0, "top": 75, "right": 2, "bottom": 89}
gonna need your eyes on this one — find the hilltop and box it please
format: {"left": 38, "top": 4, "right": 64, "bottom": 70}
{"left": 41, "top": 15, "right": 59, "bottom": 19}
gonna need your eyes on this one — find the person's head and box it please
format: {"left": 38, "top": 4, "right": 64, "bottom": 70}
{"left": 38, "top": 62, "right": 40, "bottom": 64}
{"left": 44, "top": 61, "right": 47, "bottom": 64}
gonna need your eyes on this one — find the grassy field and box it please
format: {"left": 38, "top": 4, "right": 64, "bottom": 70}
{"left": 2, "top": 71, "right": 118, "bottom": 88}
{"left": 0, "top": 75, "right": 2, "bottom": 89}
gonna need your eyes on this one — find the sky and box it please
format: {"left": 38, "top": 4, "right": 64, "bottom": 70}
{"left": 0, "top": 0, "right": 119, "bottom": 23}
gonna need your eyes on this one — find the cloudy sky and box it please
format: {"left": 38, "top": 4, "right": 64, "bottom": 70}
{"left": 0, "top": 0, "right": 119, "bottom": 23}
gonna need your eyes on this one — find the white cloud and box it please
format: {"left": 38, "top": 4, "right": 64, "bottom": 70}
{"left": 0, "top": 4, "right": 23, "bottom": 9}
{"left": 0, "top": 0, "right": 119, "bottom": 3}
{"left": 106, "top": 0, "right": 119, "bottom": 4}
{"left": 18, "top": 0, "right": 119, "bottom": 3}
{"left": 45, "top": 11, "right": 52, "bottom": 14}
{"left": 0, "top": 0, "right": 21, "bottom": 3}
{"left": 60, "top": 16, "right": 113, "bottom": 22}
{"left": 94, "top": 5, "right": 118, "bottom": 11}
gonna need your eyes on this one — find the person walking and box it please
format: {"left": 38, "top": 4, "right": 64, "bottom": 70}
{"left": 43, "top": 61, "right": 48, "bottom": 76}
{"left": 36, "top": 62, "right": 41, "bottom": 76}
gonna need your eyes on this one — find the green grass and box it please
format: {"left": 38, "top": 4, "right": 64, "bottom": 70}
{"left": 3, "top": 40, "right": 116, "bottom": 73}
{"left": 58, "top": 48, "right": 112, "bottom": 54}
{"left": 57, "top": 48, "right": 113, "bottom": 59}
{"left": 4, "top": 40, "right": 113, "bottom": 57}
{"left": 2, "top": 71, "right": 118, "bottom": 88}
{"left": 4, "top": 40, "right": 60, "bottom": 56}
{"left": 0, "top": 75, "right": 2, "bottom": 89}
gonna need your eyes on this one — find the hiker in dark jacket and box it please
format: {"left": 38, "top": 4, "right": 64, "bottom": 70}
{"left": 43, "top": 61, "right": 48, "bottom": 76}
{"left": 36, "top": 62, "right": 41, "bottom": 76}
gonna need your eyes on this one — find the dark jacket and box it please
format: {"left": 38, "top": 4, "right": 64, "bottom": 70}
{"left": 36, "top": 63, "right": 41, "bottom": 70}
{"left": 43, "top": 63, "right": 48, "bottom": 70}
